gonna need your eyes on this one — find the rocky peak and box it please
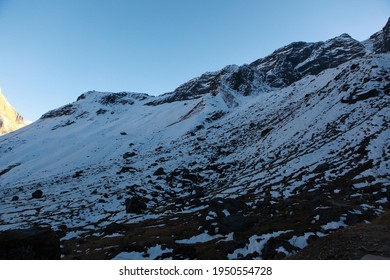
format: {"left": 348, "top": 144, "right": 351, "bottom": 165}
{"left": 366, "top": 17, "right": 390, "bottom": 53}
{"left": 0, "top": 89, "right": 27, "bottom": 135}
{"left": 251, "top": 33, "right": 366, "bottom": 87}
{"left": 148, "top": 32, "right": 368, "bottom": 106}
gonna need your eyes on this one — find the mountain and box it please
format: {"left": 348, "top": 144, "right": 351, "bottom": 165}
{"left": 0, "top": 19, "right": 389, "bottom": 260}
{"left": 0, "top": 89, "right": 27, "bottom": 135}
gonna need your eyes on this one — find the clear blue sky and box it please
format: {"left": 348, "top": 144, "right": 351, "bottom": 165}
{"left": 0, "top": 0, "right": 389, "bottom": 121}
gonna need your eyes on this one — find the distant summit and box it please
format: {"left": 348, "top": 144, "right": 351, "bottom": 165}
{"left": 0, "top": 89, "right": 27, "bottom": 135}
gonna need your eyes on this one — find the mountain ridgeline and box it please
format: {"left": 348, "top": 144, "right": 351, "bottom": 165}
{"left": 0, "top": 19, "right": 389, "bottom": 260}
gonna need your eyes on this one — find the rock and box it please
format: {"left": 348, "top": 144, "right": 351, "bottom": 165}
{"left": 208, "top": 198, "right": 249, "bottom": 217}
{"left": 117, "top": 166, "right": 137, "bottom": 174}
{"left": 313, "top": 163, "right": 329, "bottom": 174}
{"left": 100, "top": 93, "right": 134, "bottom": 105}
{"left": 153, "top": 167, "right": 166, "bottom": 176}
{"left": 123, "top": 152, "right": 137, "bottom": 159}
{"left": 261, "top": 127, "right": 273, "bottom": 137}
{"left": 220, "top": 213, "right": 255, "bottom": 233}
{"left": 11, "top": 196, "right": 19, "bottom": 201}
{"left": 182, "top": 173, "right": 199, "bottom": 183}
{"left": 341, "top": 89, "right": 380, "bottom": 104}
{"left": 314, "top": 207, "right": 343, "bottom": 224}
{"left": 72, "top": 170, "right": 83, "bottom": 178}
{"left": 0, "top": 227, "right": 61, "bottom": 259}
{"left": 105, "top": 223, "right": 127, "bottom": 235}
{"left": 125, "top": 197, "right": 147, "bottom": 214}
{"left": 345, "top": 213, "right": 361, "bottom": 226}
{"left": 32, "top": 190, "right": 43, "bottom": 199}
{"left": 96, "top": 108, "right": 107, "bottom": 115}
{"left": 41, "top": 104, "right": 76, "bottom": 119}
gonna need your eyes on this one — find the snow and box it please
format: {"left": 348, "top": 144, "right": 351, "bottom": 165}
{"left": 112, "top": 244, "right": 173, "bottom": 260}
{"left": 275, "top": 246, "right": 290, "bottom": 255}
{"left": 222, "top": 209, "right": 230, "bottom": 216}
{"left": 228, "top": 230, "right": 291, "bottom": 259}
{"left": 205, "top": 211, "right": 218, "bottom": 220}
{"left": 376, "top": 197, "right": 388, "bottom": 204}
{"left": 61, "top": 230, "right": 87, "bottom": 241}
{"left": 222, "top": 232, "right": 234, "bottom": 242}
{"left": 288, "top": 232, "right": 315, "bottom": 249}
{"left": 321, "top": 217, "right": 347, "bottom": 231}
{"left": 175, "top": 232, "right": 223, "bottom": 244}
{"left": 103, "top": 233, "right": 125, "bottom": 238}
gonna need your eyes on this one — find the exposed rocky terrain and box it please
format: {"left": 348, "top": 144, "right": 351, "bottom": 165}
{"left": 0, "top": 19, "right": 389, "bottom": 260}
{"left": 0, "top": 89, "right": 27, "bottom": 135}
{"left": 288, "top": 210, "right": 390, "bottom": 260}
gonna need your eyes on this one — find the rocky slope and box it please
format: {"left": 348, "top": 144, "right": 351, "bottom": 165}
{"left": 288, "top": 211, "right": 390, "bottom": 260}
{"left": 0, "top": 89, "right": 27, "bottom": 135}
{"left": 0, "top": 19, "right": 389, "bottom": 260}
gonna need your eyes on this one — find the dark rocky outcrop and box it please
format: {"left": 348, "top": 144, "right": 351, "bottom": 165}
{"left": 122, "top": 151, "right": 137, "bottom": 159}
{"left": 100, "top": 93, "right": 134, "bottom": 105}
{"left": 0, "top": 227, "right": 61, "bottom": 260}
{"left": 153, "top": 167, "right": 166, "bottom": 176}
{"left": 41, "top": 104, "right": 76, "bottom": 119}
{"left": 125, "top": 197, "right": 147, "bottom": 214}
{"left": 313, "top": 162, "right": 330, "bottom": 174}
{"left": 32, "top": 190, "right": 43, "bottom": 199}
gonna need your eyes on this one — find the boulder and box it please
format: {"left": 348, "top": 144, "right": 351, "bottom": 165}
{"left": 125, "top": 197, "right": 147, "bottom": 214}
{"left": 153, "top": 167, "right": 166, "bottom": 176}
{"left": 122, "top": 152, "right": 137, "bottom": 159}
{"left": 32, "top": 190, "right": 43, "bottom": 199}
{"left": 182, "top": 173, "right": 199, "bottom": 183}
{"left": 261, "top": 127, "right": 273, "bottom": 137}
{"left": 220, "top": 213, "right": 256, "bottom": 233}
{"left": 313, "top": 163, "right": 329, "bottom": 174}
{"left": 0, "top": 227, "right": 61, "bottom": 259}
{"left": 208, "top": 198, "right": 249, "bottom": 217}
{"left": 314, "top": 207, "right": 343, "bottom": 224}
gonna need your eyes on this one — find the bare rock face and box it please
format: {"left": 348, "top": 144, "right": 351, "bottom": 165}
{"left": 0, "top": 227, "right": 61, "bottom": 260}
{"left": 0, "top": 89, "right": 27, "bottom": 135}
{"left": 367, "top": 17, "right": 390, "bottom": 54}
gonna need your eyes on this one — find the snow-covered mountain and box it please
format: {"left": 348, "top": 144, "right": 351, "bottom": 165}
{"left": 0, "top": 89, "right": 27, "bottom": 135}
{"left": 0, "top": 19, "right": 389, "bottom": 260}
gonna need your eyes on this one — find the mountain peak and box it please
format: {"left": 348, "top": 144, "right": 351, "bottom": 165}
{"left": 0, "top": 89, "right": 27, "bottom": 135}
{"left": 364, "top": 17, "right": 390, "bottom": 53}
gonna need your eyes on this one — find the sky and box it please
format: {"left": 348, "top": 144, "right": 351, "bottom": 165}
{"left": 0, "top": 0, "right": 389, "bottom": 121}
